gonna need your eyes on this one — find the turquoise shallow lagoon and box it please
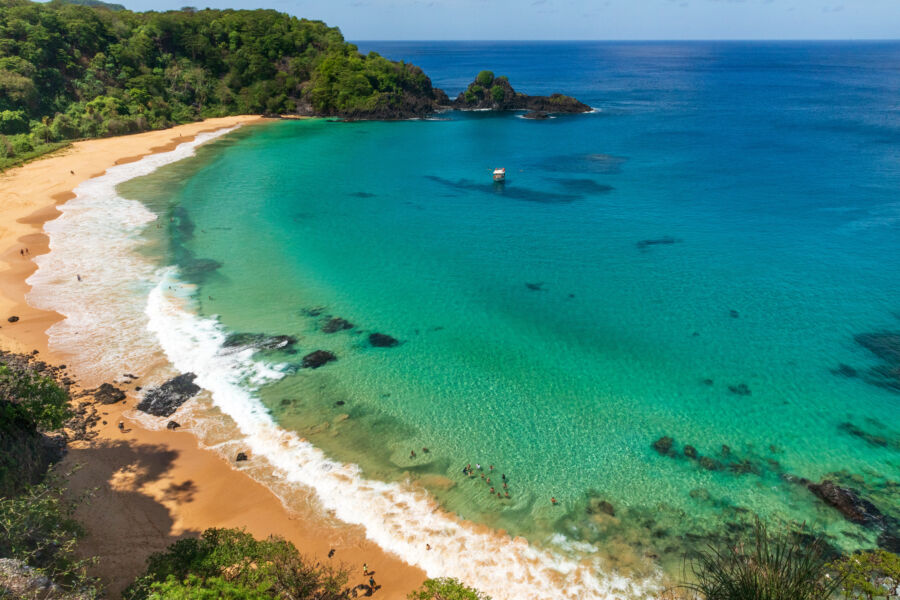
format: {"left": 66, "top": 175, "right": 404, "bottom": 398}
{"left": 121, "top": 42, "right": 900, "bottom": 580}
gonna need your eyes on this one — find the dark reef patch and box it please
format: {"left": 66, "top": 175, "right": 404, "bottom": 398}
{"left": 728, "top": 383, "right": 752, "bottom": 396}
{"left": 838, "top": 421, "right": 900, "bottom": 451}
{"left": 350, "top": 192, "right": 376, "bottom": 198}
{"left": 831, "top": 363, "right": 859, "bottom": 378}
{"left": 636, "top": 237, "right": 681, "bottom": 251}
{"left": 852, "top": 331, "right": 900, "bottom": 392}
{"left": 425, "top": 175, "right": 580, "bottom": 204}
{"left": 369, "top": 333, "right": 399, "bottom": 348}
{"left": 525, "top": 282, "right": 545, "bottom": 291}
{"left": 549, "top": 178, "right": 614, "bottom": 195}
{"left": 322, "top": 317, "right": 354, "bottom": 333}
{"left": 302, "top": 350, "right": 337, "bottom": 368}
{"left": 538, "top": 153, "right": 628, "bottom": 175}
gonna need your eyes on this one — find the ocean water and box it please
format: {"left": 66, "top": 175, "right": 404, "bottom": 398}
{"left": 32, "top": 42, "right": 900, "bottom": 598}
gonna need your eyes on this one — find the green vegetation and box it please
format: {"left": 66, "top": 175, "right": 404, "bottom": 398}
{"left": 682, "top": 521, "right": 843, "bottom": 600}
{"left": 490, "top": 85, "right": 505, "bottom": 103}
{"left": 0, "top": 353, "right": 97, "bottom": 595}
{"left": 408, "top": 577, "right": 491, "bottom": 600}
{"left": 475, "top": 70, "right": 494, "bottom": 87}
{"left": 831, "top": 550, "right": 900, "bottom": 599}
{"left": 0, "top": 0, "right": 441, "bottom": 168}
{"left": 124, "top": 528, "right": 350, "bottom": 600}
{"left": 0, "top": 359, "right": 71, "bottom": 496}
{"left": 0, "top": 474, "right": 97, "bottom": 593}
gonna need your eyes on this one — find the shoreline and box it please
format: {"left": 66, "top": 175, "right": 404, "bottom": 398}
{"left": 0, "top": 116, "right": 426, "bottom": 598}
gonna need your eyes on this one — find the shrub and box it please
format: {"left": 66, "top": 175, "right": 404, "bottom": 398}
{"left": 490, "top": 85, "right": 505, "bottom": 103}
{"left": 0, "top": 363, "right": 71, "bottom": 431}
{"left": 682, "top": 520, "right": 842, "bottom": 600}
{"left": 475, "top": 70, "right": 494, "bottom": 87}
{"left": 830, "top": 550, "right": 900, "bottom": 599}
{"left": 408, "top": 577, "right": 490, "bottom": 600}
{"left": 125, "top": 528, "right": 350, "bottom": 600}
{"left": 0, "top": 474, "right": 97, "bottom": 594}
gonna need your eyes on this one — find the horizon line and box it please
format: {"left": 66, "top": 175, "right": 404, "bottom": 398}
{"left": 351, "top": 38, "right": 900, "bottom": 43}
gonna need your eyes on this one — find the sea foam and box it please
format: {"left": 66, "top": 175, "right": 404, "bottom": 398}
{"left": 28, "top": 125, "right": 658, "bottom": 600}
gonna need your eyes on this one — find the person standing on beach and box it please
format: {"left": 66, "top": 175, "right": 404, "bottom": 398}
{"left": 362, "top": 563, "right": 369, "bottom": 576}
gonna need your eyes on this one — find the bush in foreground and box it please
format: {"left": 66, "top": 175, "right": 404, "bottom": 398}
{"left": 407, "top": 577, "right": 490, "bottom": 600}
{"left": 124, "top": 528, "right": 350, "bottom": 600}
{"left": 830, "top": 550, "right": 900, "bottom": 599}
{"left": 682, "top": 520, "right": 842, "bottom": 600}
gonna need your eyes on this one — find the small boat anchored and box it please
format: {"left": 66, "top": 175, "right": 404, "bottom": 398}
{"left": 492, "top": 167, "right": 506, "bottom": 183}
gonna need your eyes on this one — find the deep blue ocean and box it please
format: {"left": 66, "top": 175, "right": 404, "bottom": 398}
{"left": 118, "top": 42, "right": 900, "bottom": 593}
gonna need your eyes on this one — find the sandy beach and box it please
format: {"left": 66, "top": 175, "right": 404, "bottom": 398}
{"left": 0, "top": 117, "right": 426, "bottom": 598}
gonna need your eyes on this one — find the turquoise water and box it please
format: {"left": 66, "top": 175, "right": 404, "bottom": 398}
{"left": 122, "top": 42, "right": 900, "bottom": 577}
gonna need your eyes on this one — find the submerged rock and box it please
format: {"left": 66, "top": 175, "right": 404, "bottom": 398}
{"left": 321, "top": 317, "right": 354, "bottom": 333}
{"left": 652, "top": 436, "right": 675, "bottom": 456}
{"left": 93, "top": 383, "right": 126, "bottom": 405}
{"left": 525, "top": 282, "right": 545, "bottom": 291}
{"left": 807, "top": 480, "right": 882, "bottom": 525}
{"left": 586, "top": 498, "right": 616, "bottom": 517}
{"left": 223, "top": 333, "right": 297, "bottom": 350}
{"left": 728, "top": 383, "right": 752, "bottom": 396}
{"left": 831, "top": 363, "right": 859, "bottom": 377}
{"left": 699, "top": 456, "right": 722, "bottom": 471}
{"left": 302, "top": 350, "right": 337, "bottom": 368}
{"left": 523, "top": 110, "right": 550, "bottom": 120}
{"left": 636, "top": 237, "right": 681, "bottom": 251}
{"left": 369, "top": 333, "right": 399, "bottom": 348}
{"left": 136, "top": 373, "right": 201, "bottom": 417}
{"left": 683, "top": 445, "right": 698, "bottom": 459}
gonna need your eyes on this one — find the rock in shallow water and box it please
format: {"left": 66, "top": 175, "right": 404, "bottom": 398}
{"left": 369, "top": 333, "right": 399, "bottom": 347}
{"left": 223, "top": 333, "right": 297, "bottom": 350}
{"left": 136, "top": 373, "right": 201, "bottom": 417}
{"left": 652, "top": 436, "right": 675, "bottom": 456}
{"left": 321, "top": 317, "right": 353, "bottom": 333}
{"left": 302, "top": 350, "right": 337, "bottom": 368}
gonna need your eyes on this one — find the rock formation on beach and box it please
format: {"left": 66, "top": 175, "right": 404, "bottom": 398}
{"left": 136, "top": 373, "right": 202, "bottom": 417}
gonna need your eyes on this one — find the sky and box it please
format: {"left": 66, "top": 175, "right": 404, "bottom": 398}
{"left": 107, "top": 0, "right": 900, "bottom": 41}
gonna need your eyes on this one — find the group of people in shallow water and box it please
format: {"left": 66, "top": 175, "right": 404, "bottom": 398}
{"left": 462, "top": 463, "right": 512, "bottom": 500}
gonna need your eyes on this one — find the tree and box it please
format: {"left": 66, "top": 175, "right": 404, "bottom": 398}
{"left": 475, "top": 70, "right": 493, "bottom": 87}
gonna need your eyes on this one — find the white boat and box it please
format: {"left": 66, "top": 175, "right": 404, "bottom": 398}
{"left": 492, "top": 168, "right": 506, "bottom": 182}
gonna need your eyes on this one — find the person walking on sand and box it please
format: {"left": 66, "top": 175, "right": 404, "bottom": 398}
{"left": 368, "top": 576, "right": 376, "bottom": 589}
{"left": 362, "top": 563, "right": 369, "bottom": 576}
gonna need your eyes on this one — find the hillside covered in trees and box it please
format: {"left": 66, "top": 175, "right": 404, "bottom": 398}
{"left": 0, "top": 0, "right": 447, "bottom": 164}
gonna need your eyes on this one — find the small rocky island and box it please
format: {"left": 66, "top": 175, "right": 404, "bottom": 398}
{"left": 447, "top": 70, "right": 591, "bottom": 116}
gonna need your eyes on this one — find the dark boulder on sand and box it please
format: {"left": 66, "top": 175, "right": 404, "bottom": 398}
{"left": 93, "top": 383, "right": 126, "bottom": 404}
{"left": 7, "top": 315, "right": 19, "bottom": 323}
{"left": 236, "top": 452, "right": 248, "bottom": 462}
{"left": 302, "top": 350, "right": 337, "bottom": 368}
{"left": 369, "top": 333, "right": 399, "bottom": 348}
{"left": 166, "top": 420, "right": 180, "bottom": 430}
{"left": 136, "top": 373, "right": 201, "bottom": 417}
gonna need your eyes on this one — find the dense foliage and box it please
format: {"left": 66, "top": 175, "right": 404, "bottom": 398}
{"left": 0, "top": 475, "right": 96, "bottom": 594}
{"left": 0, "top": 360, "right": 71, "bottom": 496}
{"left": 407, "top": 577, "right": 491, "bottom": 600}
{"left": 682, "top": 521, "right": 843, "bottom": 600}
{"left": 0, "top": 0, "right": 443, "bottom": 166}
{"left": 124, "top": 528, "right": 351, "bottom": 600}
